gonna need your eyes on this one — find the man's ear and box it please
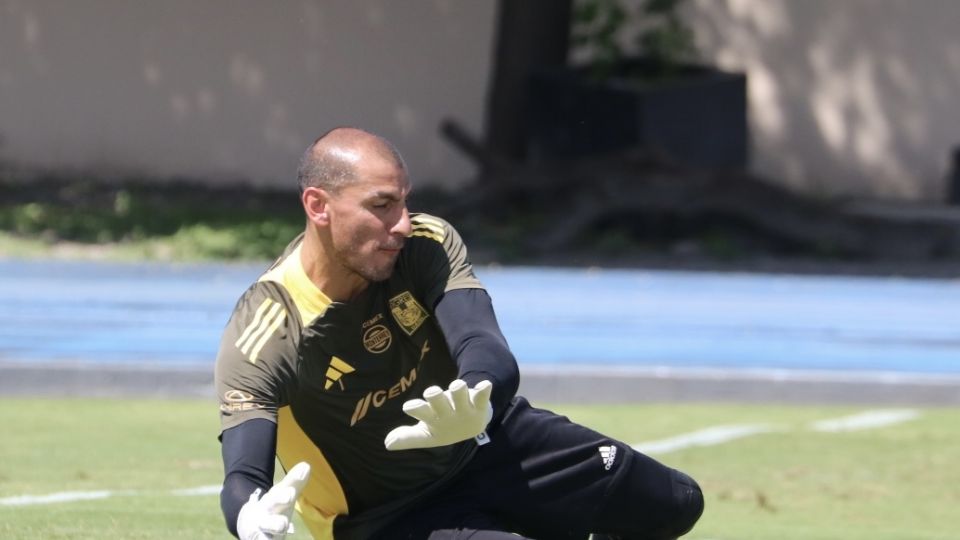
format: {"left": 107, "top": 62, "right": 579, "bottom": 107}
{"left": 302, "top": 187, "right": 330, "bottom": 226}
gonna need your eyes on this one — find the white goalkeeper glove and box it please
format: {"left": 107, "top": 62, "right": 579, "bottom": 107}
{"left": 237, "top": 461, "right": 311, "bottom": 540}
{"left": 384, "top": 379, "right": 493, "bottom": 451}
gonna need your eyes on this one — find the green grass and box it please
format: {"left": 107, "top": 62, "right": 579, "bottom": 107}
{"left": 0, "top": 399, "right": 225, "bottom": 539}
{"left": 2, "top": 399, "right": 958, "bottom": 539}
{"left": 556, "top": 404, "right": 960, "bottom": 540}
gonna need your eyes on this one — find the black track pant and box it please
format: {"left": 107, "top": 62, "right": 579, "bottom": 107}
{"left": 381, "top": 397, "right": 704, "bottom": 540}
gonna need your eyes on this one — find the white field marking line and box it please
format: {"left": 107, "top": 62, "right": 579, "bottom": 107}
{"left": 0, "top": 485, "right": 221, "bottom": 507}
{"left": 0, "top": 410, "right": 924, "bottom": 506}
{"left": 0, "top": 490, "right": 117, "bottom": 506}
{"left": 633, "top": 424, "right": 780, "bottom": 455}
{"left": 170, "top": 485, "right": 222, "bottom": 496}
{"left": 632, "top": 409, "right": 923, "bottom": 455}
{"left": 810, "top": 409, "right": 920, "bottom": 432}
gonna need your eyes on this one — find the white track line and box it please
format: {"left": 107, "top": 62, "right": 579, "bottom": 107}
{"left": 633, "top": 424, "right": 779, "bottom": 455}
{"left": 810, "top": 409, "right": 920, "bottom": 432}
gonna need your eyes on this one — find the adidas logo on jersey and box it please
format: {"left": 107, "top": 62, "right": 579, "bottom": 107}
{"left": 599, "top": 445, "right": 618, "bottom": 471}
{"left": 325, "top": 356, "right": 355, "bottom": 390}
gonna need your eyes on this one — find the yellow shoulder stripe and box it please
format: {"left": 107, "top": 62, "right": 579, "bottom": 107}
{"left": 411, "top": 214, "right": 445, "bottom": 228}
{"left": 235, "top": 299, "right": 286, "bottom": 363}
{"left": 412, "top": 219, "right": 443, "bottom": 233}
{"left": 235, "top": 299, "right": 275, "bottom": 349}
{"left": 410, "top": 215, "right": 447, "bottom": 243}
{"left": 413, "top": 222, "right": 444, "bottom": 236}
{"left": 410, "top": 230, "right": 444, "bottom": 243}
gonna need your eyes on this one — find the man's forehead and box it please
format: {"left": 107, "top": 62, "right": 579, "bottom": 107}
{"left": 369, "top": 179, "right": 412, "bottom": 198}
{"left": 349, "top": 170, "right": 411, "bottom": 197}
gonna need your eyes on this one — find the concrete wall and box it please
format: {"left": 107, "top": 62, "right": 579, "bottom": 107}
{"left": 2, "top": 1, "right": 959, "bottom": 200}
{"left": 0, "top": 0, "right": 495, "bottom": 188}
{"left": 689, "top": 0, "right": 960, "bottom": 200}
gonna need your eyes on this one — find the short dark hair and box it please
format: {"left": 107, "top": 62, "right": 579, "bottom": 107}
{"left": 296, "top": 127, "right": 407, "bottom": 193}
{"left": 296, "top": 133, "right": 354, "bottom": 194}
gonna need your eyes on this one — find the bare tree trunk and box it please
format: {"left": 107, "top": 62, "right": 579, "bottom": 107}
{"left": 484, "top": 0, "right": 572, "bottom": 166}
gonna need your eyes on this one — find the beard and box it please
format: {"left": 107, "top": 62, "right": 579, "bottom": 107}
{"left": 333, "top": 239, "right": 402, "bottom": 283}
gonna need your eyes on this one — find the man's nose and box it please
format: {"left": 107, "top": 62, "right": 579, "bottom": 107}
{"left": 392, "top": 206, "right": 413, "bottom": 237}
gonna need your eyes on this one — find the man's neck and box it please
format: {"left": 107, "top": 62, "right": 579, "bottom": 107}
{"left": 299, "top": 228, "right": 369, "bottom": 302}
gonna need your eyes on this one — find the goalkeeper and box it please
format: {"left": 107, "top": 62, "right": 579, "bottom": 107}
{"left": 215, "top": 127, "right": 703, "bottom": 539}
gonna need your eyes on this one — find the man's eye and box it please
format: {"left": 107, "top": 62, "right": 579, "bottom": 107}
{"left": 372, "top": 201, "right": 391, "bottom": 209}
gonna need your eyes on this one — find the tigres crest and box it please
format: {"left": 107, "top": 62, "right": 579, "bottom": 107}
{"left": 389, "top": 291, "right": 428, "bottom": 335}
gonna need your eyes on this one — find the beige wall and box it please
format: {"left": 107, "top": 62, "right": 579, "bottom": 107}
{"left": 0, "top": 0, "right": 495, "bottom": 188}
{"left": 690, "top": 0, "right": 960, "bottom": 200}
{"left": 2, "top": 1, "right": 959, "bottom": 200}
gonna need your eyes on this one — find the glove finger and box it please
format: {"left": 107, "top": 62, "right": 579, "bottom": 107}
{"left": 425, "top": 384, "right": 454, "bottom": 418}
{"left": 448, "top": 379, "right": 471, "bottom": 412}
{"left": 470, "top": 380, "right": 493, "bottom": 409}
{"left": 401, "top": 398, "right": 436, "bottom": 423}
{"left": 384, "top": 422, "right": 433, "bottom": 451}
{"left": 259, "top": 485, "right": 298, "bottom": 515}
{"left": 275, "top": 462, "right": 311, "bottom": 494}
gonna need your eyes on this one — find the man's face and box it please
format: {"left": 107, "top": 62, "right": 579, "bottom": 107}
{"left": 325, "top": 157, "right": 412, "bottom": 283}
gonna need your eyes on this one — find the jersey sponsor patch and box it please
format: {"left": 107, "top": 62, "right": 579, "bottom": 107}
{"left": 219, "top": 389, "right": 266, "bottom": 413}
{"left": 363, "top": 324, "right": 392, "bottom": 354}
{"left": 350, "top": 367, "right": 418, "bottom": 426}
{"left": 389, "top": 291, "right": 429, "bottom": 336}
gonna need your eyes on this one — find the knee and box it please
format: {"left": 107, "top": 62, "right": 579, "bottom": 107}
{"left": 666, "top": 470, "right": 704, "bottom": 538}
{"left": 595, "top": 465, "right": 704, "bottom": 540}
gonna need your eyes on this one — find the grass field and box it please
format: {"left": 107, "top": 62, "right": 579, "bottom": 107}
{"left": 2, "top": 398, "right": 957, "bottom": 539}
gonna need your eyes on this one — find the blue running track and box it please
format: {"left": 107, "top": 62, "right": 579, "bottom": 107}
{"left": 1, "top": 259, "right": 958, "bottom": 375}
